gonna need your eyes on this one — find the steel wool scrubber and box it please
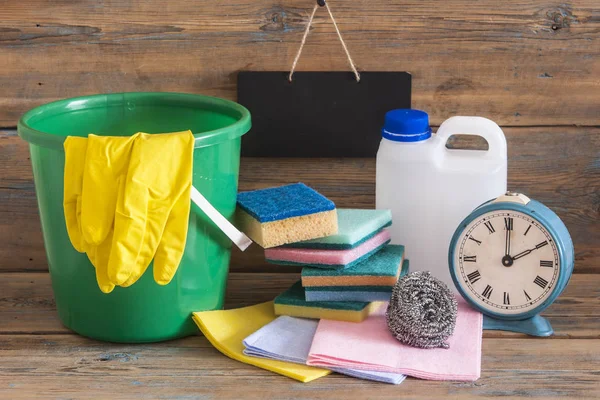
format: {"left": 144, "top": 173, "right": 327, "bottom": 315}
{"left": 386, "top": 271, "right": 458, "bottom": 349}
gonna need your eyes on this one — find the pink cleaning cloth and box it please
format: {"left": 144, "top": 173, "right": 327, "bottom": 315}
{"left": 307, "top": 298, "right": 482, "bottom": 381}
{"left": 265, "top": 229, "right": 391, "bottom": 268}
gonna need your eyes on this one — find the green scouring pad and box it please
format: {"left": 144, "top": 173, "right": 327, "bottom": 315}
{"left": 273, "top": 281, "right": 380, "bottom": 323}
{"left": 301, "top": 245, "right": 405, "bottom": 287}
{"left": 304, "top": 260, "right": 410, "bottom": 302}
{"left": 284, "top": 208, "right": 392, "bottom": 250}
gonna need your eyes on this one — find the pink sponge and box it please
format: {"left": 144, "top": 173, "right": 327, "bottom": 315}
{"left": 265, "top": 230, "right": 391, "bottom": 269}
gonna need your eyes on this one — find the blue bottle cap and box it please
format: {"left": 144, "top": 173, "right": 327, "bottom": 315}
{"left": 381, "top": 109, "right": 432, "bottom": 142}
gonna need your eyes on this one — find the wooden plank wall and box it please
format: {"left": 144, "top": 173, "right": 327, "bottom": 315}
{"left": 0, "top": 1, "right": 598, "bottom": 273}
{"left": 1, "top": 1, "right": 599, "bottom": 126}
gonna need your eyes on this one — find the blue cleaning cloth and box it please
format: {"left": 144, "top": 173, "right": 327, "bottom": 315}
{"left": 237, "top": 183, "right": 336, "bottom": 223}
{"left": 243, "top": 316, "right": 406, "bottom": 385}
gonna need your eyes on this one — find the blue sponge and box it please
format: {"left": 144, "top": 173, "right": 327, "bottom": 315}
{"left": 236, "top": 183, "right": 338, "bottom": 248}
{"left": 237, "top": 183, "right": 335, "bottom": 223}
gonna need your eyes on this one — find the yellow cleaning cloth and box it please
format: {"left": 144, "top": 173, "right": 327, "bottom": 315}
{"left": 192, "top": 302, "right": 331, "bottom": 383}
{"left": 63, "top": 131, "right": 194, "bottom": 293}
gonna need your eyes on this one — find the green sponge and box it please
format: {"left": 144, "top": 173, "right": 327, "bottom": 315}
{"left": 284, "top": 208, "right": 392, "bottom": 250}
{"left": 302, "top": 245, "right": 405, "bottom": 287}
{"left": 304, "top": 260, "right": 410, "bottom": 302}
{"left": 273, "top": 281, "right": 379, "bottom": 322}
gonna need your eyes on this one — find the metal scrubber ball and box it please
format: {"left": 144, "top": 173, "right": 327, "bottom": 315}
{"left": 386, "top": 271, "right": 458, "bottom": 349}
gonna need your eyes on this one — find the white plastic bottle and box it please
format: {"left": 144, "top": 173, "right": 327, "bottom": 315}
{"left": 376, "top": 110, "right": 507, "bottom": 291}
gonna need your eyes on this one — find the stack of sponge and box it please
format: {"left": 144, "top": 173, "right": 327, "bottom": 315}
{"left": 302, "top": 245, "right": 408, "bottom": 302}
{"left": 265, "top": 208, "right": 392, "bottom": 269}
{"left": 236, "top": 183, "right": 409, "bottom": 323}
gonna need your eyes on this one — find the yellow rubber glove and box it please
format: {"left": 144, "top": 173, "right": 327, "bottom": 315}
{"left": 82, "top": 134, "right": 139, "bottom": 293}
{"left": 63, "top": 137, "right": 88, "bottom": 253}
{"left": 82, "top": 229, "right": 116, "bottom": 294}
{"left": 64, "top": 136, "right": 131, "bottom": 293}
{"left": 108, "top": 130, "right": 194, "bottom": 287}
{"left": 64, "top": 131, "right": 193, "bottom": 292}
{"left": 80, "top": 134, "right": 138, "bottom": 246}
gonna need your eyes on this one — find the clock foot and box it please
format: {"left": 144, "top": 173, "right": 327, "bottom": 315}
{"left": 483, "top": 314, "right": 554, "bottom": 337}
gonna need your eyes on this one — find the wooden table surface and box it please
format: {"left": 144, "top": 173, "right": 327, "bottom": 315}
{"left": 0, "top": 272, "right": 598, "bottom": 399}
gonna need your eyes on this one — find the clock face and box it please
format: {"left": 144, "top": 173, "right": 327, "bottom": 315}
{"left": 453, "top": 210, "right": 560, "bottom": 315}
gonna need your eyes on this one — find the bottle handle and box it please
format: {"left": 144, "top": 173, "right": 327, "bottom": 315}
{"left": 436, "top": 116, "right": 507, "bottom": 159}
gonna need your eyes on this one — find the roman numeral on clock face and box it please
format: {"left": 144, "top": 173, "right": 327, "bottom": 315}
{"left": 467, "top": 270, "right": 481, "bottom": 284}
{"left": 524, "top": 290, "right": 532, "bottom": 301}
{"left": 534, "top": 275, "right": 549, "bottom": 289}
{"left": 468, "top": 236, "right": 482, "bottom": 246}
{"left": 484, "top": 221, "right": 495, "bottom": 234}
{"left": 504, "top": 217, "right": 513, "bottom": 231}
{"left": 463, "top": 255, "right": 477, "bottom": 262}
{"left": 482, "top": 285, "right": 493, "bottom": 299}
{"left": 540, "top": 260, "right": 554, "bottom": 268}
{"left": 524, "top": 225, "right": 532, "bottom": 236}
{"left": 503, "top": 292, "right": 510, "bottom": 305}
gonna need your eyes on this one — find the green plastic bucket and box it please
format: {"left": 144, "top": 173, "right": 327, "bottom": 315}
{"left": 18, "top": 92, "right": 251, "bottom": 343}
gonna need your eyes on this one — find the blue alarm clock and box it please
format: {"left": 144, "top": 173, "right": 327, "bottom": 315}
{"left": 449, "top": 192, "right": 574, "bottom": 336}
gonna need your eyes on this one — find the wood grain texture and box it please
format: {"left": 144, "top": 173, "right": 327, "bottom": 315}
{"left": 0, "top": 1, "right": 599, "bottom": 126}
{"left": 0, "top": 335, "right": 598, "bottom": 399}
{"left": 3, "top": 127, "right": 599, "bottom": 273}
{"left": 0, "top": 271, "right": 598, "bottom": 397}
{"left": 1, "top": 273, "right": 598, "bottom": 339}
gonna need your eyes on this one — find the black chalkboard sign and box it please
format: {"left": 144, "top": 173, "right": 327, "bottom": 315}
{"left": 237, "top": 71, "right": 411, "bottom": 157}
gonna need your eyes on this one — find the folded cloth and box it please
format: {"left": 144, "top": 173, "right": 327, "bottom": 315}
{"left": 243, "top": 316, "right": 405, "bottom": 385}
{"left": 192, "top": 301, "right": 330, "bottom": 383}
{"left": 308, "top": 299, "right": 482, "bottom": 381}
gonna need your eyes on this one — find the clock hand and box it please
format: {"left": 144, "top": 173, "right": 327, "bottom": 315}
{"left": 512, "top": 249, "right": 532, "bottom": 260}
{"left": 505, "top": 217, "right": 513, "bottom": 255}
{"left": 502, "top": 217, "right": 514, "bottom": 267}
{"left": 505, "top": 226, "right": 511, "bottom": 256}
{"left": 512, "top": 241, "right": 549, "bottom": 261}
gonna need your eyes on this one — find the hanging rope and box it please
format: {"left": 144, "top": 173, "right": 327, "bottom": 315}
{"left": 288, "top": 4, "right": 319, "bottom": 82}
{"left": 288, "top": 1, "right": 360, "bottom": 82}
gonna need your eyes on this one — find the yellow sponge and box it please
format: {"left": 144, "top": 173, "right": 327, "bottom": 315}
{"left": 236, "top": 183, "right": 338, "bottom": 248}
{"left": 274, "top": 281, "right": 381, "bottom": 323}
{"left": 274, "top": 303, "right": 380, "bottom": 323}
{"left": 237, "top": 208, "right": 338, "bottom": 248}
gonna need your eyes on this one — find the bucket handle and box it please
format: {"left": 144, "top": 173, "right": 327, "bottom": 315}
{"left": 191, "top": 186, "right": 253, "bottom": 251}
